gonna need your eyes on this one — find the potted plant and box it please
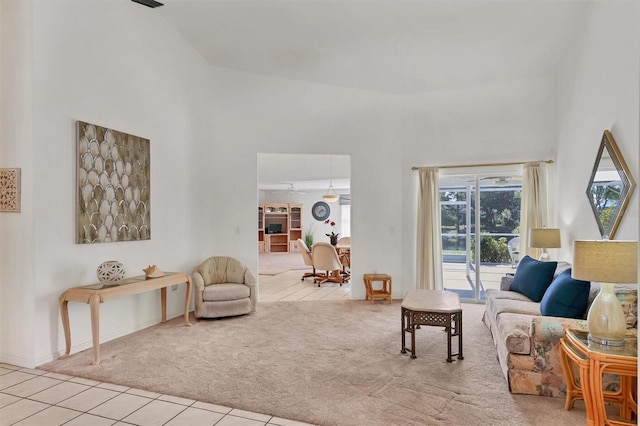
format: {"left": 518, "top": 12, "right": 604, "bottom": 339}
{"left": 304, "top": 225, "right": 315, "bottom": 249}
{"left": 324, "top": 219, "right": 340, "bottom": 246}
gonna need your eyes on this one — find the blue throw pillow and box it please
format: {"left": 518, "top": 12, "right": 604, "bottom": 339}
{"left": 509, "top": 255, "right": 557, "bottom": 302}
{"left": 540, "top": 269, "right": 590, "bottom": 319}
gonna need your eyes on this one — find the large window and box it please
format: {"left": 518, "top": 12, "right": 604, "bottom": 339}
{"left": 340, "top": 204, "right": 351, "bottom": 237}
{"left": 440, "top": 175, "right": 522, "bottom": 301}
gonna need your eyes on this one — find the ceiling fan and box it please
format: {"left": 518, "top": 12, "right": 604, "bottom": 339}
{"left": 467, "top": 176, "right": 522, "bottom": 186}
{"left": 485, "top": 176, "right": 522, "bottom": 185}
{"left": 273, "top": 183, "right": 308, "bottom": 195}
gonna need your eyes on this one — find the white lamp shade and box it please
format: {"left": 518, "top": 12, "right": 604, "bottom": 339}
{"left": 528, "top": 228, "right": 561, "bottom": 248}
{"left": 572, "top": 240, "right": 638, "bottom": 283}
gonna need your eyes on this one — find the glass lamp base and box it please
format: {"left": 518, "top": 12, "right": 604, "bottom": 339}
{"left": 538, "top": 249, "right": 550, "bottom": 261}
{"left": 586, "top": 282, "right": 627, "bottom": 347}
{"left": 587, "top": 333, "right": 625, "bottom": 346}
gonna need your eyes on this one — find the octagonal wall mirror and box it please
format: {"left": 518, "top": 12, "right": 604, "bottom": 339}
{"left": 586, "top": 130, "right": 636, "bottom": 239}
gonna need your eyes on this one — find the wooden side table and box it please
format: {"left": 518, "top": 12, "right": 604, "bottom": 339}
{"left": 559, "top": 329, "right": 637, "bottom": 425}
{"left": 363, "top": 273, "right": 392, "bottom": 304}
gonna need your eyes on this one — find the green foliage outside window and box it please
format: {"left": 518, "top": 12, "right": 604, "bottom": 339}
{"left": 470, "top": 236, "right": 511, "bottom": 263}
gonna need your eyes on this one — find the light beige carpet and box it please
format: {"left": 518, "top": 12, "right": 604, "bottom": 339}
{"left": 39, "top": 301, "right": 586, "bottom": 426}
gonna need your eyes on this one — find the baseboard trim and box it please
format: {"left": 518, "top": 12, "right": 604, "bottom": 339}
{"left": 3, "top": 310, "right": 191, "bottom": 369}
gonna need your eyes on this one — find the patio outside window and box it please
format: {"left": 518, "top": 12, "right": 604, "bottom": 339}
{"left": 439, "top": 174, "right": 522, "bottom": 302}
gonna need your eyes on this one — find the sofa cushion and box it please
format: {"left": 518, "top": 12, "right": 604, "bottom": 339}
{"left": 202, "top": 283, "right": 250, "bottom": 302}
{"left": 509, "top": 255, "right": 557, "bottom": 302}
{"left": 540, "top": 269, "right": 590, "bottom": 319}
{"left": 197, "top": 257, "right": 247, "bottom": 285}
{"left": 553, "top": 261, "right": 572, "bottom": 279}
{"left": 485, "top": 288, "right": 534, "bottom": 302}
{"left": 486, "top": 298, "right": 541, "bottom": 322}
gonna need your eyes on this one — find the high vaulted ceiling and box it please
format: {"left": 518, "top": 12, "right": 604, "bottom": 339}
{"left": 154, "top": 0, "right": 587, "bottom": 189}
{"left": 159, "top": 0, "right": 587, "bottom": 95}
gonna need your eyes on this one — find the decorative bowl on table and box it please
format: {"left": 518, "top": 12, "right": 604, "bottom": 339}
{"left": 96, "top": 260, "right": 126, "bottom": 283}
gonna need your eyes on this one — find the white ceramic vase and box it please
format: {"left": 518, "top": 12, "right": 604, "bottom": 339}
{"left": 97, "top": 260, "right": 126, "bottom": 282}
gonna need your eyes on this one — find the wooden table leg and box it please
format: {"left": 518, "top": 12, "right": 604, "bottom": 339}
{"left": 410, "top": 313, "right": 417, "bottom": 359}
{"left": 59, "top": 292, "right": 71, "bottom": 359}
{"left": 386, "top": 278, "right": 392, "bottom": 303}
{"left": 446, "top": 319, "right": 453, "bottom": 363}
{"left": 161, "top": 287, "right": 167, "bottom": 323}
{"left": 184, "top": 275, "right": 192, "bottom": 326}
{"left": 457, "top": 312, "right": 464, "bottom": 360}
{"left": 364, "top": 277, "right": 371, "bottom": 302}
{"left": 401, "top": 307, "right": 406, "bottom": 354}
{"left": 588, "top": 359, "right": 605, "bottom": 426}
{"left": 89, "top": 294, "right": 101, "bottom": 365}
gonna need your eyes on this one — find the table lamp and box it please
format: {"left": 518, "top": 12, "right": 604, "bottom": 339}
{"left": 529, "top": 228, "right": 561, "bottom": 261}
{"left": 572, "top": 240, "right": 638, "bottom": 346}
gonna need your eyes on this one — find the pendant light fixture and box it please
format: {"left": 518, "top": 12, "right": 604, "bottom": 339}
{"left": 323, "top": 155, "right": 339, "bottom": 203}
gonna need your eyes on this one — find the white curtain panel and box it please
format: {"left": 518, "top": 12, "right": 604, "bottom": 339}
{"left": 416, "top": 168, "right": 444, "bottom": 290}
{"left": 520, "top": 162, "right": 548, "bottom": 259}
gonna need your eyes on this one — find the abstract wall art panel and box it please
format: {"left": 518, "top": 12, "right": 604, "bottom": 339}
{"left": 0, "top": 168, "right": 21, "bottom": 212}
{"left": 77, "top": 121, "right": 150, "bottom": 244}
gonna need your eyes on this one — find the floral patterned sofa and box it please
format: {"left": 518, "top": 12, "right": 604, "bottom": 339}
{"left": 482, "top": 261, "right": 638, "bottom": 397}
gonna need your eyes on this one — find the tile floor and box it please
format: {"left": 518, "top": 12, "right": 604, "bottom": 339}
{"left": 0, "top": 363, "right": 312, "bottom": 426}
{"left": 258, "top": 270, "right": 351, "bottom": 302}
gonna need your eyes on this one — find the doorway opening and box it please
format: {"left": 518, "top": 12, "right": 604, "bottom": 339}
{"left": 257, "top": 153, "right": 351, "bottom": 302}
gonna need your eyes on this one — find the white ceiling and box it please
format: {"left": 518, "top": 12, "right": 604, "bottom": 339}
{"left": 156, "top": 0, "right": 587, "bottom": 188}
{"left": 159, "top": 0, "right": 586, "bottom": 94}
{"left": 258, "top": 153, "right": 351, "bottom": 191}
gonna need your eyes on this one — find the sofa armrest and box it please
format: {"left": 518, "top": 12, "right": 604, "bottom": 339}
{"left": 500, "top": 275, "right": 514, "bottom": 291}
{"left": 531, "top": 316, "right": 587, "bottom": 354}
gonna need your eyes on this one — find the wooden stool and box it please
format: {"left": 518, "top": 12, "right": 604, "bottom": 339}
{"left": 363, "top": 274, "right": 392, "bottom": 304}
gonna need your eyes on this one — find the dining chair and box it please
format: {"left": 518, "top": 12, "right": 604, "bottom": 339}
{"left": 297, "top": 239, "right": 323, "bottom": 281}
{"left": 311, "top": 242, "right": 345, "bottom": 287}
{"left": 336, "top": 237, "right": 351, "bottom": 279}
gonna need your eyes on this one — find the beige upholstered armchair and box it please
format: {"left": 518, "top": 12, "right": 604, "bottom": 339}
{"left": 192, "top": 256, "right": 256, "bottom": 319}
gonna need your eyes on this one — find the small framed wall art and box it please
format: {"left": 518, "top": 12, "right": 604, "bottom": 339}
{"left": 0, "top": 168, "right": 21, "bottom": 213}
{"left": 77, "top": 121, "right": 151, "bottom": 244}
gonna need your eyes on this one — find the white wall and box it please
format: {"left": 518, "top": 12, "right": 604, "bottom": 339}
{"left": 198, "top": 66, "right": 562, "bottom": 302}
{"left": 0, "top": 0, "right": 213, "bottom": 367}
{"left": 194, "top": 67, "right": 403, "bottom": 300}
{"left": 555, "top": 1, "right": 639, "bottom": 259}
{"left": 0, "top": 0, "right": 35, "bottom": 366}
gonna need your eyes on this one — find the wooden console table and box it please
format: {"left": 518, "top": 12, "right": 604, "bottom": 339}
{"left": 59, "top": 272, "right": 192, "bottom": 365}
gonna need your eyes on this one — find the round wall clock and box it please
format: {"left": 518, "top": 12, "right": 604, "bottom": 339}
{"left": 312, "top": 201, "right": 331, "bottom": 221}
